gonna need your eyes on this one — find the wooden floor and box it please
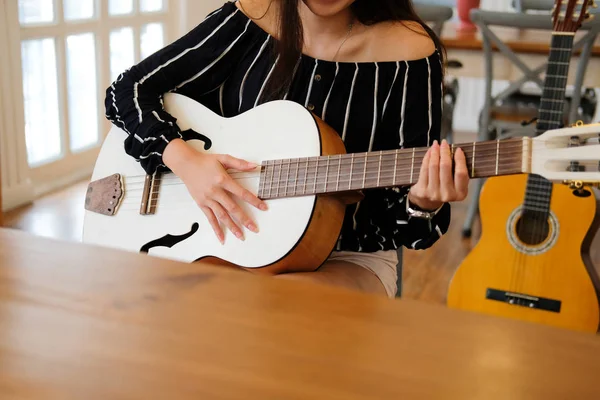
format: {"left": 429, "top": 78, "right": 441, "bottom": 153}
{"left": 5, "top": 175, "right": 599, "bottom": 305}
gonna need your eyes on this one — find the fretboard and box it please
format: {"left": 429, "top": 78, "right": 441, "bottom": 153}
{"left": 534, "top": 34, "right": 573, "bottom": 135}
{"left": 524, "top": 33, "right": 574, "bottom": 215}
{"left": 258, "top": 138, "right": 525, "bottom": 200}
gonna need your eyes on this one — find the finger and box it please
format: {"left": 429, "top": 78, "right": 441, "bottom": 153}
{"left": 454, "top": 148, "right": 470, "bottom": 200}
{"left": 213, "top": 188, "right": 259, "bottom": 234}
{"left": 439, "top": 140, "right": 454, "bottom": 200}
{"left": 222, "top": 177, "right": 268, "bottom": 212}
{"left": 427, "top": 140, "right": 440, "bottom": 194}
{"left": 201, "top": 206, "right": 224, "bottom": 244}
{"left": 207, "top": 199, "right": 245, "bottom": 241}
{"left": 416, "top": 146, "right": 431, "bottom": 188}
{"left": 218, "top": 154, "right": 257, "bottom": 171}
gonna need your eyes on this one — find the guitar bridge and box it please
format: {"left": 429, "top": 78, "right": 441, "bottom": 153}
{"left": 486, "top": 288, "right": 561, "bottom": 313}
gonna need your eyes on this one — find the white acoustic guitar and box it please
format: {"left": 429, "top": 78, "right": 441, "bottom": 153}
{"left": 83, "top": 93, "right": 600, "bottom": 274}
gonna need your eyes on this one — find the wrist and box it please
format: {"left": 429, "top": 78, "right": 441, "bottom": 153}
{"left": 163, "top": 139, "right": 197, "bottom": 176}
{"left": 407, "top": 192, "right": 443, "bottom": 212}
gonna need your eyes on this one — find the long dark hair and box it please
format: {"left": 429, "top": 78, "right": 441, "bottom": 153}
{"left": 266, "top": 0, "right": 446, "bottom": 100}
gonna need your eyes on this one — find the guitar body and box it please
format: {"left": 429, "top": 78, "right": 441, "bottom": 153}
{"left": 447, "top": 175, "right": 600, "bottom": 332}
{"left": 83, "top": 93, "right": 347, "bottom": 275}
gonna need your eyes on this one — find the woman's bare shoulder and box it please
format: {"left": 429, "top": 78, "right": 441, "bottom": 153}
{"left": 234, "top": 0, "right": 279, "bottom": 36}
{"left": 364, "top": 20, "right": 437, "bottom": 62}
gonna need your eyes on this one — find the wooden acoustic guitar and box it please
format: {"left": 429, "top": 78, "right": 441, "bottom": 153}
{"left": 82, "top": 91, "right": 600, "bottom": 278}
{"left": 447, "top": 0, "right": 600, "bottom": 333}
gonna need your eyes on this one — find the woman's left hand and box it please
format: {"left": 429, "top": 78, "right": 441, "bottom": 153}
{"left": 408, "top": 139, "right": 469, "bottom": 211}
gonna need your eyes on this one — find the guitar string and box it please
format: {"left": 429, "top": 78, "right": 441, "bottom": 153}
{"left": 117, "top": 140, "right": 592, "bottom": 199}
{"left": 118, "top": 168, "right": 528, "bottom": 208}
{"left": 117, "top": 160, "right": 526, "bottom": 201}
{"left": 514, "top": 34, "right": 572, "bottom": 293}
{"left": 118, "top": 142, "right": 589, "bottom": 191}
{"left": 530, "top": 36, "right": 572, "bottom": 293}
{"left": 529, "top": 36, "right": 572, "bottom": 293}
{"left": 117, "top": 162, "right": 529, "bottom": 210}
{"left": 118, "top": 159, "right": 528, "bottom": 203}
{"left": 118, "top": 162, "right": 527, "bottom": 206}
{"left": 116, "top": 135, "right": 598, "bottom": 184}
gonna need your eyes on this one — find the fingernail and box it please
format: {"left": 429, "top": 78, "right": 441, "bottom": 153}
{"left": 247, "top": 223, "right": 258, "bottom": 233}
{"left": 235, "top": 230, "right": 244, "bottom": 240}
{"left": 442, "top": 139, "right": 448, "bottom": 146}
{"left": 260, "top": 203, "right": 268, "bottom": 211}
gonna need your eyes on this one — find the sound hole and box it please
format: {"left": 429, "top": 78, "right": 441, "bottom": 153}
{"left": 140, "top": 223, "right": 200, "bottom": 253}
{"left": 515, "top": 212, "right": 550, "bottom": 246}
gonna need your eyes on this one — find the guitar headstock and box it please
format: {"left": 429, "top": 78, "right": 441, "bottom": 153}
{"left": 553, "top": 0, "right": 596, "bottom": 32}
{"left": 531, "top": 122, "right": 600, "bottom": 189}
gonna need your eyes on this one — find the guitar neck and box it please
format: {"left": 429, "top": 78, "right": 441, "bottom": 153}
{"left": 258, "top": 138, "right": 527, "bottom": 200}
{"left": 535, "top": 33, "right": 574, "bottom": 135}
{"left": 524, "top": 33, "right": 574, "bottom": 215}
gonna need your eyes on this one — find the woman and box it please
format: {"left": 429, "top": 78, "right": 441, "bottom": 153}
{"left": 106, "top": 0, "right": 469, "bottom": 298}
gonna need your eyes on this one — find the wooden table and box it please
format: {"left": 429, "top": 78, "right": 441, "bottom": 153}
{"left": 0, "top": 228, "right": 599, "bottom": 399}
{"left": 441, "top": 22, "right": 600, "bottom": 87}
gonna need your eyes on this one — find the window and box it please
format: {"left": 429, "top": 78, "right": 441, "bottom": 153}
{"left": 6, "top": 0, "right": 174, "bottom": 198}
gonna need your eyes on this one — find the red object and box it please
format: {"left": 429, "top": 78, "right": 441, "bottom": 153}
{"left": 457, "top": 0, "right": 481, "bottom": 32}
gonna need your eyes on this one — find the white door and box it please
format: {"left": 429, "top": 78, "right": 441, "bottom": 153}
{"left": 0, "top": 0, "right": 179, "bottom": 210}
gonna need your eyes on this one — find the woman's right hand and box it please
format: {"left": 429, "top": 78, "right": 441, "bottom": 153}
{"left": 163, "top": 138, "right": 268, "bottom": 244}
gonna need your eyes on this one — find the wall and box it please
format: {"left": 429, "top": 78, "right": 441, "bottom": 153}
{"left": 180, "top": 0, "right": 224, "bottom": 34}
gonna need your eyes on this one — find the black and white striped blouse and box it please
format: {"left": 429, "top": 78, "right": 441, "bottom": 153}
{"left": 105, "top": 1, "right": 451, "bottom": 253}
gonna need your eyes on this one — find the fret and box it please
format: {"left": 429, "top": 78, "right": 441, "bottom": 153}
{"left": 524, "top": 197, "right": 552, "bottom": 206}
{"left": 313, "top": 158, "right": 318, "bottom": 193}
{"left": 349, "top": 154, "right": 354, "bottom": 190}
{"left": 523, "top": 204, "right": 551, "bottom": 213}
{"left": 495, "top": 140, "right": 500, "bottom": 175}
{"left": 275, "top": 161, "right": 282, "bottom": 197}
{"left": 410, "top": 148, "right": 415, "bottom": 184}
{"left": 545, "top": 74, "right": 568, "bottom": 79}
{"left": 267, "top": 160, "right": 273, "bottom": 199}
{"left": 539, "top": 109, "right": 563, "bottom": 115}
{"left": 362, "top": 154, "right": 368, "bottom": 188}
{"left": 303, "top": 158, "right": 308, "bottom": 195}
{"left": 324, "top": 156, "right": 330, "bottom": 192}
{"left": 537, "top": 119, "right": 560, "bottom": 124}
{"left": 377, "top": 151, "right": 382, "bottom": 187}
{"left": 541, "top": 99, "right": 564, "bottom": 104}
{"left": 258, "top": 164, "right": 265, "bottom": 198}
{"left": 293, "top": 159, "right": 299, "bottom": 196}
{"left": 471, "top": 142, "right": 476, "bottom": 178}
{"left": 393, "top": 151, "right": 398, "bottom": 185}
{"left": 282, "top": 159, "right": 289, "bottom": 197}
{"left": 336, "top": 155, "right": 341, "bottom": 192}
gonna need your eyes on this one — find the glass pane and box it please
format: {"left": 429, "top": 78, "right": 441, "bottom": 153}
{"left": 18, "top": 0, "right": 54, "bottom": 25}
{"left": 109, "top": 27, "right": 135, "bottom": 82}
{"left": 64, "top": 0, "right": 95, "bottom": 21}
{"left": 66, "top": 33, "right": 99, "bottom": 151}
{"left": 141, "top": 23, "right": 164, "bottom": 59}
{"left": 21, "top": 38, "right": 62, "bottom": 166}
{"left": 109, "top": 0, "right": 133, "bottom": 15}
{"left": 140, "top": 0, "right": 164, "bottom": 13}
